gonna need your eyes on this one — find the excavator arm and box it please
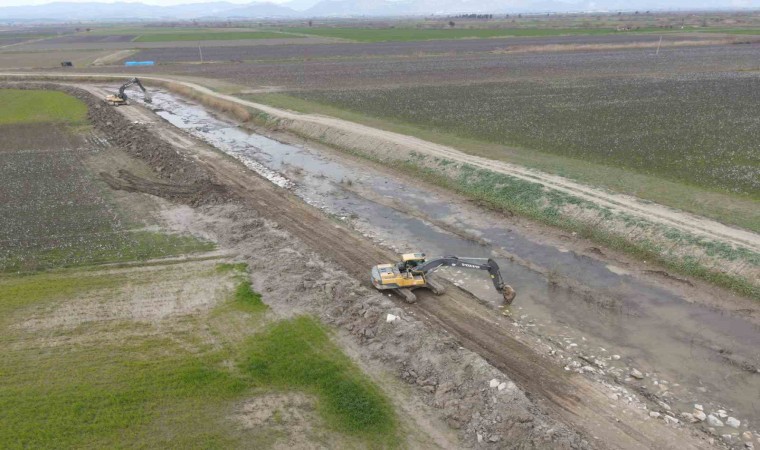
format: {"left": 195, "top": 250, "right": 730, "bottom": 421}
{"left": 416, "top": 256, "right": 516, "bottom": 303}
{"left": 115, "top": 77, "right": 152, "bottom": 103}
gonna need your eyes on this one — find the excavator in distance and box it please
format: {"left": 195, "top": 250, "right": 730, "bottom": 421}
{"left": 105, "top": 77, "right": 151, "bottom": 106}
{"left": 371, "top": 253, "right": 516, "bottom": 304}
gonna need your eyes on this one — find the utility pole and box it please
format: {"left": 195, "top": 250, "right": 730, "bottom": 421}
{"left": 655, "top": 35, "right": 662, "bottom": 56}
{"left": 198, "top": 41, "right": 204, "bottom": 63}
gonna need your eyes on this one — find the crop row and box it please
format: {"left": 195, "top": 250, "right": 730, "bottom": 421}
{"left": 294, "top": 73, "right": 760, "bottom": 195}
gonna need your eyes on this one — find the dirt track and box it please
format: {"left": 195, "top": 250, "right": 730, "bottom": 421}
{"left": 66, "top": 83, "right": 716, "bottom": 449}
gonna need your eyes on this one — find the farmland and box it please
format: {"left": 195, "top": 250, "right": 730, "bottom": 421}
{"left": 289, "top": 74, "right": 760, "bottom": 196}
{"left": 134, "top": 30, "right": 297, "bottom": 42}
{"left": 124, "top": 33, "right": 717, "bottom": 63}
{"left": 0, "top": 85, "right": 405, "bottom": 448}
{"left": 287, "top": 26, "right": 639, "bottom": 42}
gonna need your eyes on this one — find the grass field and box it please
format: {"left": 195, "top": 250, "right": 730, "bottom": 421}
{"left": 287, "top": 26, "right": 662, "bottom": 42}
{"left": 696, "top": 28, "right": 760, "bottom": 35}
{"left": 287, "top": 76, "right": 760, "bottom": 197}
{"left": 0, "top": 89, "right": 87, "bottom": 125}
{"left": 134, "top": 31, "right": 296, "bottom": 42}
{"left": 0, "top": 263, "right": 398, "bottom": 448}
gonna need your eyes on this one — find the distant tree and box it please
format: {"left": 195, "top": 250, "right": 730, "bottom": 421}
{"left": 449, "top": 21, "right": 455, "bottom": 28}
{"left": 308, "top": 20, "right": 313, "bottom": 27}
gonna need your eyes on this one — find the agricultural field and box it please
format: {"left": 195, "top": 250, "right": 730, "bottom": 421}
{"left": 134, "top": 30, "right": 298, "bottom": 42}
{"left": 0, "top": 259, "right": 398, "bottom": 448}
{"left": 286, "top": 26, "right": 641, "bottom": 42}
{"left": 0, "top": 86, "right": 400, "bottom": 448}
{"left": 0, "top": 89, "right": 213, "bottom": 272}
{"left": 125, "top": 33, "right": 716, "bottom": 63}
{"left": 289, "top": 74, "right": 760, "bottom": 196}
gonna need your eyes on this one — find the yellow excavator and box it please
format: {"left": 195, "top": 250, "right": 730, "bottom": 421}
{"left": 371, "top": 253, "right": 516, "bottom": 304}
{"left": 105, "top": 77, "right": 152, "bottom": 106}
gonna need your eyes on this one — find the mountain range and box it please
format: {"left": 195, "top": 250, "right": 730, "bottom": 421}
{"left": 1, "top": 0, "right": 757, "bottom": 21}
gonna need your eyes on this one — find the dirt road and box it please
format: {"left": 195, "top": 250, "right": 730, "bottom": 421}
{"left": 4, "top": 71, "right": 756, "bottom": 256}
{"left": 73, "top": 83, "right": 714, "bottom": 449}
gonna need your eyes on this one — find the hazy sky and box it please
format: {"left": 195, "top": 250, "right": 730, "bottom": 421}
{"left": 0, "top": 0, "right": 757, "bottom": 7}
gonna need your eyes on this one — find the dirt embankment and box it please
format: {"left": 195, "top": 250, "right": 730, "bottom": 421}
{"left": 0, "top": 82, "right": 228, "bottom": 206}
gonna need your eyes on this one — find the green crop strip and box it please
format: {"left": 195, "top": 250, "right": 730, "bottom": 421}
{"left": 0, "top": 89, "right": 87, "bottom": 125}
{"left": 0, "top": 263, "right": 398, "bottom": 447}
{"left": 135, "top": 31, "right": 294, "bottom": 42}
{"left": 286, "top": 26, "right": 658, "bottom": 42}
{"left": 242, "top": 316, "right": 398, "bottom": 441}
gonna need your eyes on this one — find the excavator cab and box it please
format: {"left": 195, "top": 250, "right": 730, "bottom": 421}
{"left": 397, "top": 252, "right": 426, "bottom": 272}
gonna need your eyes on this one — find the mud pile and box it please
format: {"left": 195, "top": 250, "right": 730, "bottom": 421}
{"left": 0, "top": 82, "right": 228, "bottom": 206}
{"left": 175, "top": 204, "right": 590, "bottom": 449}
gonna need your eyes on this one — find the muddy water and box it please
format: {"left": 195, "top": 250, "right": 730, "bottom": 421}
{"left": 143, "top": 91, "right": 760, "bottom": 433}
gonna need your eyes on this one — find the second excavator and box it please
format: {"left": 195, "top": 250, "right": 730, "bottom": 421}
{"left": 105, "top": 77, "right": 152, "bottom": 106}
{"left": 371, "top": 253, "right": 516, "bottom": 304}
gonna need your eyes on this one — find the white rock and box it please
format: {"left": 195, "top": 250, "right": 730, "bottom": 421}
{"left": 386, "top": 314, "right": 398, "bottom": 323}
{"left": 658, "top": 401, "right": 671, "bottom": 411}
{"left": 664, "top": 415, "right": 679, "bottom": 425}
{"left": 706, "top": 415, "right": 724, "bottom": 427}
{"left": 489, "top": 379, "right": 500, "bottom": 388}
{"left": 649, "top": 412, "right": 661, "bottom": 418}
{"left": 722, "top": 434, "right": 734, "bottom": 443}
{"left": 742, "top": 431, "right": 753, "bottom": 441}
{"left": 726, "top": 417, "right": 741, "bottom": 428}
{"left": 680, "top": 412, "right": 695, "bottom": 423}
{"left": 477, "top": 433, "right": 483, "bottom": 443}
{"left": 497, "top": 382, "right": 507, "bottom": 391}
{"left": 611, "top": 354, "right": 621, "bottom": 360}
{"left": 718, "top": 410, "right": 728, "bottom": 419}
{"left": 630, "top": 369, "right": 644, "bottom": 379}
{"left": 693, "top": 410, "right": 707, "bottom": 422}
{"left": 694, "top": 404, "right": 704, "bottom": 411}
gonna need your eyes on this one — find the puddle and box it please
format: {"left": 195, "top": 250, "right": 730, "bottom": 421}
{"left": 141, "top": 90, "right": 760, "bottom": 432}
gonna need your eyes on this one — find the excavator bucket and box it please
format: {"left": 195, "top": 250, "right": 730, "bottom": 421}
{"left": 502, "top": 285, "right": 516, "bottom": 305}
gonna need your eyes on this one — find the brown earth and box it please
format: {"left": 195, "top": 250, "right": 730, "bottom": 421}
{"left": 0, "top": 123, "right": 82, "bottom": 152}
{"left": 50, "top": 82, "right": 719, "bottom": 449}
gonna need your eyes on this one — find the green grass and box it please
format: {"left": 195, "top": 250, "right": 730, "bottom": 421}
{"left": 242, "top": 316, "right": 398, "bottom": 441}
{"left": 0, "top": 89, "right": 87, "bottom": 125}
{"left": 287, "top": 26, "right": 657, "bottom": 42}
{"left": 0, "top": 266, "right": 398, "bottom": 448}
{"left": 1, "top": 231, "right": 216, "bottom": 273}
{"left": 695, "top": 28, "right": 760, "bottom": 35}
{"left": 243, "top": 92, "right": 760, "bottom": 233}
{"left": 0, "top": 339, "right": 249, "bottom": 449}
{"left": 134, "top": 31, "right": 295, "bottom": 42}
